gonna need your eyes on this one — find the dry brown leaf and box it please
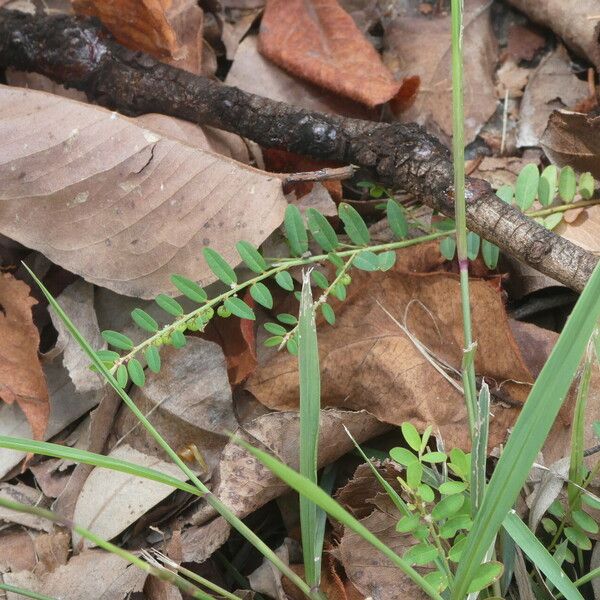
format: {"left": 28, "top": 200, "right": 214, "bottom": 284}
{"left": 73, "top": 0, "right": 204, "bottom": 73}
{"left": 3, "top": 549, "right": 147, "bottom": 600}
{"left": 179, "top": 517, "right": 232, "bottom": 563}
{"left": 247, "top": 243, "right": 534, "bottom": 451}
{"left": 72, "top": 444, "right": 188, "bottom": 549}
{"left": 145, "top": 576, "right": 184, "bottom": 600}
{"left": 506, "top": 23, "right": 547, "bottom": 62}
{"left": 226, "top": 35, "right": 372, "bottom": 118}
{"left": 541, "top": 110, "right": 600, "bottom": 179}
{"left": 0, "top": 85, "right": 286, "bottom": 298}
{"left": 258, "top": 0, "right": 402, "bottom": 107}
{"left": 0, "top": 483, "right": 51, "bottom": 532}
{"left": 0, "top": 272, "right": 49, "bottom": 441}
{"left": 517, "top": 46, "right": 589, "bottom": 148}
{"left": 495, "top": 58, "right": 530, "bottom": 99}
{"left": 554, "top": 206, "right": 600, "bottom": 254}
{"left": 0, "top": 529, "right": 69, "bottom": 575}
{"left": 472, "top": 152, "right": 542, "bottom": 190}
{"left": 383, "top": 0, "right": 498, "bottom": 143}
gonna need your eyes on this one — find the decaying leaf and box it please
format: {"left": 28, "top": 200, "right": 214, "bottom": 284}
{"left": 541, "top": 110, "right": 600, "bottom": 179}
{"left": 73, "top": 444, "right": 189, "bottom": 548}
{"left": 73, "top": 0, "right": 204, "bottom": 73}
{"left": 472, "top": 152, "right": 542, "bottom": 190}
{"left": 226, "top": 36, "right": 371, "bottom": 118}
{"left": 247, "top": 243, "right": 535, "bottom": 451}
{"left": 0, "top": 529, "right": 69, "bottom": 575}
{"left": 0, "top": 272, "right": 49, "bottom": 441}
{"left": 517, "top": 46, "right": 589, "bottom": 148}
{"left": 258, "top": 0, "right": 403, "bottom": 107}
{"left": 114, "top": 338, "right": 237, "bottom": 475}
{"left": 554, "top": 206, "right": 600, "bottom": 255}
{"left": 0, "top": 85, "right": 287, "bottom": 298}
{"left": 3, "top": 549, "right": 147, "bottom": 600}
{"left": 383, "top": 0, "right": 498, "bottom": 143}
{"left": 0, "top": 482, "right": 52, "bottom": 532}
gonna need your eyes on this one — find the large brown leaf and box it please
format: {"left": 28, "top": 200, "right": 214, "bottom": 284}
{"left": 0, "top": 86, "right": 287, "bottom": 298}
{"left": 0, "top": 272, "right": 49, "bottom": 440}
{"left": 247, "top": 243, "right": 533, "bottom": 450}
{"left": 258, "top": 0, "right": 403, "bottom": 107}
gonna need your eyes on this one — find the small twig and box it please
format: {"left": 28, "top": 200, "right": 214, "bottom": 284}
{"left": 500, "top": 88, "right": 509, "bottom": 156}
{"left": 280, "top": 165, "right": 357, "bottom": 186}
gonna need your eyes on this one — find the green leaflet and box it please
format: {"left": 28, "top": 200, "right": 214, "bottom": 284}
{"left": 224, "top": 297, "right": 256, "bottom": 320}
{"left": 515, "top": 163, "right": 539, "bottom": 210}
{"left": 338, "top": 202, "right": 370, "bottom": 245}
{"left": 131, "top": 308, "right": 159, "bottom": 333}
{"left": 127, "top": 358, "right": 145, "bottom": 387}
{"left": 275, "top": 270, "right": 295, "bottom": 291}
{"left": 170, "top": 274, "right": 207, "bottom": 303}
{"left": 481, "top": 240, "right": 499, "bottom": 269}
{"left": 579, "top": 172, "right": 595, "bottom": 199}
{"left": 306, "top": 208, "right": 338, "bottom": 252}
{"left": 237, "top": 241, "right": 267, "bottom": 273}
{"left": 538, "top": 165, "right": 557, "bottom": 206}
{"left": 155, "top": 294, "right": 184, "bottom": 317}
{"left": 284, "top": 204, "right": 308, "bottom": 256}
{"left": 203, "top": 247, "right": 237, "bottom": 286}
{"left": 321, "top": 303, "right": 335, "bottom": 325}
{"left": 387, "top": 199, "right": 408, "bottom": 239}
{"left": 353, "top": 251, "right": 379, "bottom": 271}
{"left": 145, "top": 346, "right": 161, "bottom": 373}
{"left": 559, "top": 166, "right": 577, "bottom": 202}
{"left": 102, "top": 330, "right": 134, "bottom": 351}
{"left": 250, "top": 282, "right": 273, "bottom": 309}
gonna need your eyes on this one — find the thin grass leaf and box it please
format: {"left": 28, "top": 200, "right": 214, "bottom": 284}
{"left": 22, "top": 263, "right": 313, "bottom": 600}
{"left": 451, "top": 260, "right": 600, "bottom": 600}
{"left": 145, "top": 346, "right": 161, "bottom": 373}
{"left": 224, "top": 297, "right": 255, "bottom": 320}
{"left": 284, "top": 204, "right": 308, "bottom": 256}
{"left": 203, "top": 248, "right": 237, "bottom": 286}
{"left": 307, "top": 208, "right": 338, "bottom": 252}
{"left": 155, "top": 293, "right": 184, "bottom": 317}
{"left": 250, "top": 282, "right": 273, "bottom": 309}
{"left": 298, "top": 271, "right": 321, "bottom": 587}
{"left": 102, "top": 330, "right": 134, "bottom": 350}
{"left": 171, "top": 274, "right": 208, "bottom": 303}
{"left": 338, "top": 202, "right": 370, "bottom": 245}
{"left": 471, "top": 382, "right": 490, "bottom": 512}
{"left": 236, "top": 241, "right": 267, "bottom": 273}
{"left": 233, "top": 437, "right": 443, "bottom": 600}
{"left": 131, "top": 308, "right": 159, "bottom": 333}
{"left": 503, "top": 511, "right": 584, "bottom": 600}
{"left": 0, "top": 583, "right": 56, "bottom": 600}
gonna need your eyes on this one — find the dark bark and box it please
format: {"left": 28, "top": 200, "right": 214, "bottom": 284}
{"left": 0, "top": 9, "right": 597, "bottom": 292}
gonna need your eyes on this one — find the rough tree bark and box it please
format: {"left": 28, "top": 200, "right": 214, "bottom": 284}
{"left": 0, "top": 9, "right": 597, "bottom": 292}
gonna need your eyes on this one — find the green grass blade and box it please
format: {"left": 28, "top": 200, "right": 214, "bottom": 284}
{"left": 298, "top": 270, "right": 321, "bottom": 588}
{"left": 314, "top": 464, "right": 336, "bottom": 573}
{"left": 0, "top": 583, "right": 56, "bottom": 600}
{"left": 471, "top": 382, "right": 490, "bottom": 512}
{"left": 503, "top": 511, "right": 584, "bottom": 600}
{"left": 22, "top": 264, "right": 313, "bottom": 600}
{"left": 233, "top": 437, "right": 444, "bottom": 600}
{"left": 0, "top": 436, "right": 201, "bottom": 496}
{"left": 452, "top": 261, "right": 600, "bottom": 599}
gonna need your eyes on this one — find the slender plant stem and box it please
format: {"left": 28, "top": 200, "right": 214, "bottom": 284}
{"left": 527, "top": 198, "right": 600, "bottom": 218}
{"left": 0, "top": 584, "right": 56, "bottom": 600}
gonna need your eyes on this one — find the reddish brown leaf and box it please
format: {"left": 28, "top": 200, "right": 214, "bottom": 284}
{"left": 258, "top": 0, "right": 402, "bottom": 107}
{"left": 0, "top": 272, "right": 49, "bottom": 440}
{"left": 73, "top": 0, "right": 204, "bottom": 73}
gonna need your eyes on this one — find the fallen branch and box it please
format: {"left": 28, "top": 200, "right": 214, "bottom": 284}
{"left": 0, "top": 9, "right": 597, "bottom": 292}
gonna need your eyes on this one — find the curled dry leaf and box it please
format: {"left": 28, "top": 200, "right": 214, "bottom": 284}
{"left": 258, "top": 0, "right": 403, "bottom": 107}
{"left": 73, "top": 0, "right": 204, "bottom": 73}
{"left": 0, "top": 85, "right": 287, "bottom": 298}
{"left": 383, "top": 0, "right": 498, "bottom": 143}
{"left": 517, "top": 46, "right": 589, "bottom": 148}
{"left": 0, "top": 272, "right": 49, "bottom": 441}
{"left": 3, "top": 549, "right": 147, "bottom": 600}
{"left": 247, "top": 243, "right": 535, "bottom": 451}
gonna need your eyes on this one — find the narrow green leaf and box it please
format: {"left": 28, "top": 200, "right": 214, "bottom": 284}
{"left": 286, "top": 336, "right": 298, "bottom": 355}
{"left": 439, "top": 514, "right": 472, "bottom": 538}
{"left": 250, "top": 282, "right": 273, "bottom": 309}
{"left": 321, "top": 303, "right": 335, "bottom": 325}
{"left": 578, "top": 171, "right": 595, "bottom": 199}
{"left": 171, "top": 330, "right": 187, "bottom": 348}
{"left": 331, "top": 282, "right": 346, "bottom": 301}
{"left": 403, "top": 543, "right": 438, "bottom": 566}
{"left": 95, "top": 349, "right": 120, "bottom": 363}
{"left": 387, "top": 199, "right": 408, "bottom": 239}
{"left": 515, "top": 163, "right": 539, "bottom": 210}
{"left": 306, "top": 208, "right": 338, "bottom": 252}
{"left": 466, "top": 231, "right": 480, "bottom": 260}
{"left": 131, "top": 308, "right": 159, "bottom": 333}
{"left": 275, "top": 271, "right": 294, "bottom": 291}
{"left": 439, "top": 481, "right": 468, "bottom": 495}
{"left": 115, "top": 363, "right": 128, "bottom": 388}
{"left": 452, "top": 260, "right": 600, "bottom": 600}
{"left": 101, "top": 330, "right": 134, "bottom": 351}
{"left": 311, "top": 270, "right": 329, "bottom": 289}
{"left": 277, "top": 313, "right": 297, "bottom": 325}
{"left": 284, "top": 204, "right": 308, "bottom": 256}
{"left": 564, "top": 526, "right": 592, "bottom": 550}
{"left": 421, "top": 451, "right": 447, "bottom": 463}
{"left": 353, "top": 251, "right": 380, "bottom": 271}
{"left": 203, "top": 247, "right": 237, "bottom": 285}
{"left": 539, "top": 165, "right": 558, "bottom": 207}
{"left": 544, "top": 213, "right": 563, "bottom": 230}
{"left": 571, "top": 509, "right": 598, "bottom": 534}
{"left": 155, "top": 294, "right": 184, "bottom": 317}
{"left": 559, "top": 166, "right": 577, "bottom": 202}
{"left": 145, "top": 346, "right": 161, "bottom": 373}
{"left": 170, "top": 274, "right": 207, "bottom": 303}
{"left": 378, "top": 250, "right": 396, "bottom": 271}
{"left": 396, "top": 513, "right": 420, "bottom": 533}
{"left": 264, "top": 322, "right": 287, "bottom": 336}
{"left": 390, "top": 447, "right": 418, "bottom": 466}
{"left": 127, "top": 358, "right": 145, "bottom": 387}
{"left": 496, "top": 185, "right": 514, "bottom": 204}
{"left": 0, "top": 583, "right": 56, "bottom": 600}
{"left": 264, "top": 335, "right": 284, "bottom": 347}
{"left": 481, "top": 240, "right": 500, "bottom": 269}
{"left": 327, "top": 253, "right": 344, "bottom": 269}
{"left": 338, "top": 202, "right": 370, "bottom": 245}
{"left": 224, "top": 297, "right": 256, "bottom": 320}
{"left": 406, "top": 460, "right": 423, "bottom": 489}
{"left": 440, "top": 236, "right": 456, "bottom": 260}
{"left": 236, "top": 241, "right": 267, "bottom": 273}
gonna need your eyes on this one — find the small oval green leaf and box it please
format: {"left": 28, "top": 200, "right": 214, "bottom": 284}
{"left": 539, "top": 165, "right": 558, "bottom": 207}
{"left": 559, "top": 166, "right": 577, "bottom": 202}
{"left": 236, "top": 241, "right": 267, "bottom": 273}
{"left": 311, "top": 270, "right": 329, "bottom": 289}
{"left": 378, "top": 250, "right": 396, "bottom": 271}
{"left": 389, "top": 447, "right": 418, "bottom": 466}
{"left": 401, "top": 422, "right": 421, "bottom": 451}
{"left": 127, "top": 358, "right": 145, "bottom": 387}
{"left": 307, "top": 208, "right": 338, "bottom": 252}
{"left": 264, "top": 322, "right": 287, "bottom": 336}
{"left": 286, "top": 336, "right": 298, "bottom": 355}
{"left": 544, "top": 212, "right": 563, "bottom": 230}
{"left": 353, "top": 251, "right": 380, "bottom": 271}
{"left": 466, "top": 232, "right": 480, "bottom": 260}
{"left": 264, "top": 335, "right": 284, "bottom": 347}
{"left": 467, "top": 562, "right": 503, "bottom": 593}
{"left": 250, "top": 282, "right": 273, "bottom": 309}
{"left": 439, "top": 480, "right": 468, "bottom": 495}
{"left": 481, "top": 240, "right": 500, "bottom": 269}
{"left": 171, "top": 330, "right": 187, "bottom": 348}
{"left": 224, "top": 297, "right": 256, "bottom": 320}
{"left": 579, "top": 171, "right": 595, "bottom": 199}
{"left": 145, "top": 346, "right": 161, "bottom": 373}
{"left": 155, "top": 294, "right": 184, "bottom": 317}
{"left": 131, "top": 308, "right": 159, "bottom": 333}
{"left": 275, "top": 271, "right": 295, "bottom": 291}
{"left": 96, "top": 350, "right": 120, "bottom": 363}
{"left": 115, "top": 363, "right": 128, "bottom": 388}
{"left": 277, "top": 313, "right": 297, "bottom": 325}
{"left": 396, "top": 513, "right": 420, "bottom": 533}
{"left": 284, "top": 204, "right": 308, "bottom": 256}
{"left": 403, "top": 543, "right": 438, "bottom": 566}
{"left": 571, "top": 509, "right": 599, "bottom": 534}
{"left": 203, "top": 247, "right": 237, "bottom": 286}
{"left": 440, "top": 236, "right": 456, "bottom": 260}
{"left": 515, "top": 163, "right": 539, "bottom": 210}
{"left": 321, "top": 303, "right": 335, "bottom": 325}
{"left": 387, "top": 199, "right": 408, "bottom": 239}
{"left": 564, "top": 526, "right": 591, "bottom": 550}
{"left": 170, "top": 274, "right": 207, "bottom": 303}
{"left": 338, "top": 202, "right": 370, "bottom": 245}
{"left": 432, "top": 494, "right": 466, "bottom": 521}
{"left": 496, "top": 185, "right": 514, "bottom": 204}
{"left": 102, "top": 330, "right": 134, "bottom": 351}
